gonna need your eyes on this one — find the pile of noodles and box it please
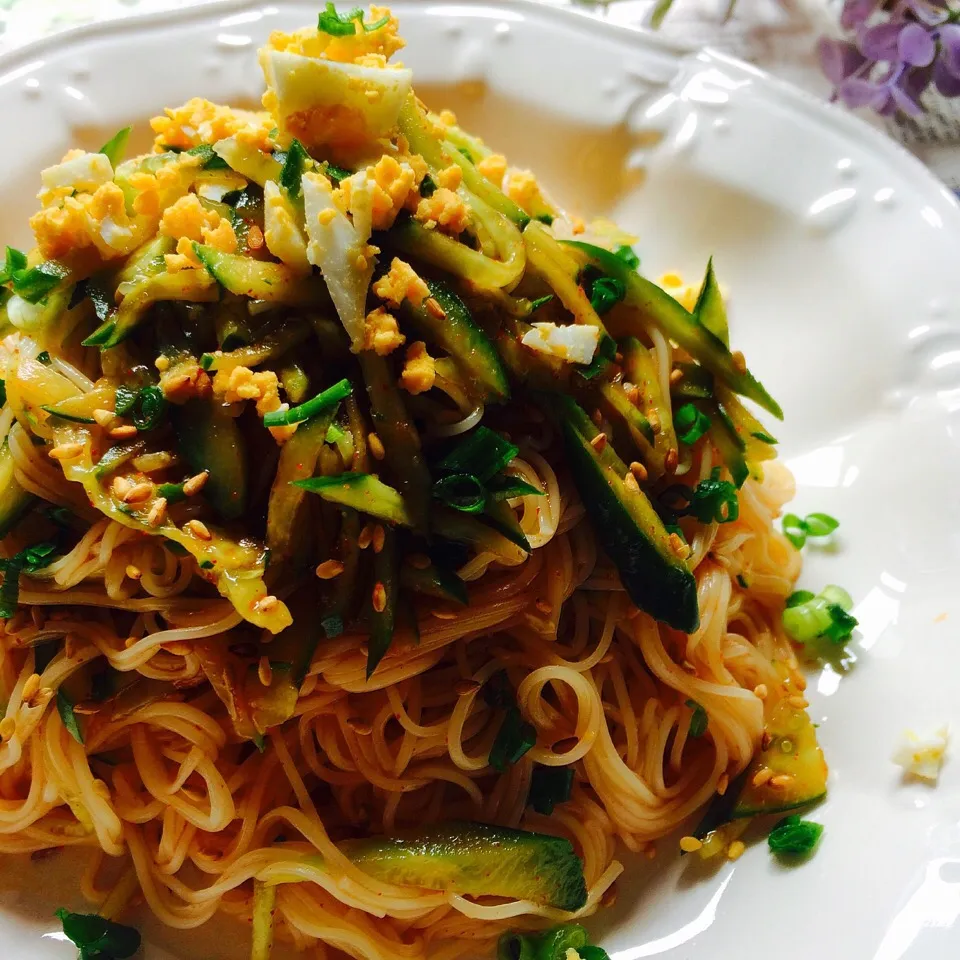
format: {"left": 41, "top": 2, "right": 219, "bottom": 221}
{"left": 0, "top": 331, "right": 802, "bottom": 958}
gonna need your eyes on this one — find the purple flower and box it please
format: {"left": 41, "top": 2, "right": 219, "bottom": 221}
{"left": 819, "top": 6, "right": 960, "bottom": 117}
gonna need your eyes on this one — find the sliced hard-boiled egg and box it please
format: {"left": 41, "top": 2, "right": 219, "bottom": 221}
{"left": 301, "top": 171, "right": 373, "bottom": 351}
{"left": 259, "top": 49, "right": 411, "bottom": 150}
{"left": 40, "top": 152, "right": 114, "bottom": 193}
{"left": 263, "top": 180, "right": 309, "bottom": 272}
{"left": 521, "top": 322, "right": 600, "bottom": 365}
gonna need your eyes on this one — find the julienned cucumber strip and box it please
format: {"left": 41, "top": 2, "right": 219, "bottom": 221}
{"left": 561, "top": 241, "right": 782, "bottom": 419}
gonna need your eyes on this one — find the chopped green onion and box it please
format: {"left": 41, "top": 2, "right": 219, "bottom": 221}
{"left": 685, "top": 699, "right": 708, "bottom": 737}
{"left": 528, "top": 764, "right": 574, "bottom": 815}
{"left": 585, "top": 271, "right": 625, "bottom": 316}
{"left": 782, "top": 584, "right": 857, "bottom": 645}
{"left": 767, "top": 814, "right": 823, "bottom": 857}
{"left": 432, "top": 473, "right": 487, "bottom": 513}
{"left": 0, "top": 378, "right": 6, "bottom": 406}
{"left": 482, "top": 670, "right": 514, "bottom": 710}
{"left": 529, "top": 294, "right": 553, "bottom": 311}
{"left": 0, "top": 541, "right": 58, "bottom": 618}
{"left": 752, "top": 430, "right": 777, "bottom": 444}
{"left": 671, "top": 468, "right": 738, "bottom": 524}
{"left": 486, "top": 474, "right": 544, "bottom": 501}
{"left": 0, "top": 246, "right": 27, "bottom": 284}
{"left": 674, "top": 402, "right": 711, "bottom": 445}
{"left": 98, "top": 126, "right": 132, "bottom": 166}
{"left": 36, "top": 351, "right": 51, "bottom": 365}
{"left": 131, "top": 385, "right": 166, "bottom": 431}
{"left": 40, "top": 405, "right": 94, "bottom": 424}
{"left": 499, "top": 925, "right": 595, "bottom": 960}
{"left": 185, "top": 143, "right": 229, "bottom": 170}
{"left": 56, "top": 909, "right": 141, "bottom": 960}
{"left": 736, "top": 574, "right": 749, "bottom": 589}
{"left": 419, "top": 173, "right": 437, "bottom": 197}
{"left": 436, "top": 426, "right": 518, "bottom": 483}
{"left": 804, "top": 512, "right": 840, "bottom": 537}
{"left": 457, "top": 146, "right": 473, "bottom": 162}
{"left": 12, "top": 260, "right": 69, "bottom": 303}
{"left": 279, "top": 138, "right": 310, "bottom": 203}
{"left": 614, "top": 244, "right": 640, "bottom": 271}
{"left": 322, "top": 160, "right": 352, "bottom": 183}
{"left": 782, "top": 511, "right": 840, "bottom": 549}
{"left": 114, "top": 385, "right": 138, "bottom": 417}
{"left": 263, "top": 379, "right": 351, "bottom": 427}
{"left": 489, "top": 705, "right": 536, "bottom": 772}
{"left": 322, "top": 614, "right": 344, "bottom": 639}
{"left": 199, "top": 560, "right": 214, "bottom": 570}
{"left": 69, "top": 277, "right": 112, "bottom": 321}
{"left": 535, "top": 213, "right": 555, "bottom": 225}
{"left": 57, "top": 687, "right": 83, "bottom": 744}
{"left": 576, "top": 332, "right": 617, "bottom": 379}
{"left": 317, "top": 2, "right": 389, "bottom": 35}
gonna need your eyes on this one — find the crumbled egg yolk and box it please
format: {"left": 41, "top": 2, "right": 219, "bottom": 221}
{"left": 400, "top": 341, "right": 435, "bottom": 395}
{"left": 372, "top": 257, "right": 429, "bottom": 308}
{"left": 263, "top": 6, "right": 404, "bottom": 65}
{"left": 212, "top": 365, "right": 295, "bottom": 443}
{"left": 434, "top": 164, "right": 463, "bottom": 191}
{"left": 893, "top": 726, "right": 949, "bottom": 782}
{"left": 336, "top": 153, "right": 426, "bottom": 232}
{"left": 159, "top": 195, "right": 237, "bottom": 271}
{"left": 476, "top": 153, "right": 507, "bottom": 186}
{"left": 150, "top": 98, "right": 275, "bottom": 153}
{"left": 415, "top": 187, "right": 469, "bottom": 235}
{"left": 504, "top": 169, "right": 550, "bottom": 216}
{"left": 363, "top": 307, "right": 405, "bottom": 356}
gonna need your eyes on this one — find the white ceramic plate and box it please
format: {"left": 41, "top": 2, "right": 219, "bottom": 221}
{"left": 1, "top": 2, "right": 960, "bottom": 958}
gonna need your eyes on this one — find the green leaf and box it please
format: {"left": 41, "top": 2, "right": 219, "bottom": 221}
{"left": 685, "top": 699, "right": 708, "bottom": 737}
{"left": 98, "top": 126, "right": 132, "bottom": 166}
{"left": 57, "top": 687, "right": 84, "bottom": 744}
{"left": 768, "top": 814, "right": 823, "bottom": 857}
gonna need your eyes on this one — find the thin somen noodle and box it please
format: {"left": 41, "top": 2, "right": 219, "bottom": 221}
{"left": 0, "top": 5, "right": 841, "bottom": 959}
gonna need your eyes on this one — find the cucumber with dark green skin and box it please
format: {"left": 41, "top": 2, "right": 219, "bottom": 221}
{"left": 340, "top": 820, "right": 587, "bottom": 911}
{"left": 170, "top": 399, "right": 247, "bottom": 520}
{"left": 555, "top": 394, "right": 698, "bottom": 632}
{"left": 432, "top": 507, "right": 528, "bottom": 566}
{"left": 562, "top": 241, "right": 782, "bottom": 419}
{"left": 202, "top": 320, "right": 311, "bottom": 372}
{"left": 295, "top": 472, "right": 411, "bottom": 526}
{"left": 366, "top": 526, "right": 399, "bottom": 678}
{"left": 193, "top": 244, "right": 327, "bottom": 305}
{"left": 400, "top": 562, "right": 468, "bottom": 605}
{"left": 621, "top": 335, "right": 677, "bottom": 474}
{"left": 0, "top": 442, "right": 35, "bottom": 537}
{"left": 358, "top": 352, "right": 431, "bottom": 532}
{"left": 402, "top": 280, "right": 510, "bottom": 404}
{"left": 482, "top": 497, "right": 531, "bottom": 554}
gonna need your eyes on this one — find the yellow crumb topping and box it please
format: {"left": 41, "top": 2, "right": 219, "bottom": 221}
{"left": 212, "top": 366, "right": 295, "bottom": 443}
{"left": 415, "top": 187, "right": 469, "bottom": 235}
{"left": 363, "top": 307, "right": 405, "bottom": 356}
{"left": 400, "top": 341, "right": 435, "bottom": 395}
{"left": 150, "top": 97, "right": 275, "bottom": 153}
{"left": 504, "top": 169, "right": 549, "bottom": 215}
{"left": 373, "top": 257, "right": 429, "bottom": 308}
{"left": 476, "top": 153, "right": 507, "bottom": 185}
{"left": 264, "top": 6, "right": 404, "bottom": 65}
